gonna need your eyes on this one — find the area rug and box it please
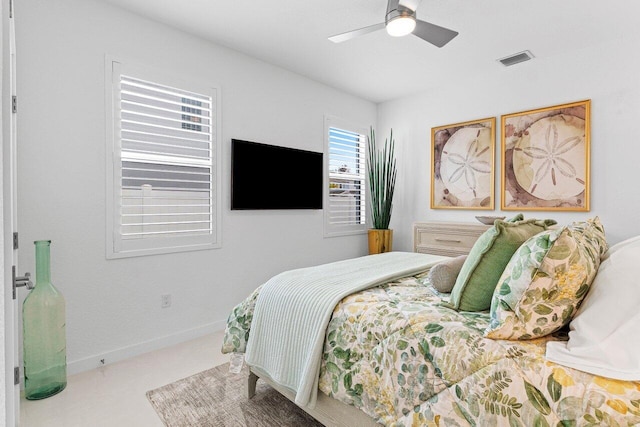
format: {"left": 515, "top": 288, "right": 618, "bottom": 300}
{"left": 146, "top": 363, "right": 323, "bottom": 426}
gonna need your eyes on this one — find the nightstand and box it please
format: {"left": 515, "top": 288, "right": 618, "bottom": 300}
{"left": 413, "top": 221, "right": 490, "bottom": 257}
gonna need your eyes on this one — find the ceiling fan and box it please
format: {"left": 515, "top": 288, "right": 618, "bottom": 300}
{"left": 328, "top": 0, "right": 458, "bottom": 48}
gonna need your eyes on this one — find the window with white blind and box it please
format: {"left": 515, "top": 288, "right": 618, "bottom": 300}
{"left": 324, "top": 116, "right": 368, "bottom": 237}
{"left": 106, "top": 58, "right": 221, "bottom": 258}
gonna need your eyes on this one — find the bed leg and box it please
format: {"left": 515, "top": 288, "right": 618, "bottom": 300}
{"left": 246, "top": 370, "right": 258, "bottom": 399}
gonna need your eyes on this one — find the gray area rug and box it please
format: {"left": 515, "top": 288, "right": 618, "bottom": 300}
{"left": 146, "top": 363, "right": 323, "bottom": 427}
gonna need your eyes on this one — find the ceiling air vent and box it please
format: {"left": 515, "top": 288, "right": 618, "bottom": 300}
{"left": 498, "top": 50, "right": 534, "bottom": 67}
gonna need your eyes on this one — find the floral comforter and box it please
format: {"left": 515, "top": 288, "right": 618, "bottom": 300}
{"left": 222, "top": 271, "right": 640, "bottom": 427}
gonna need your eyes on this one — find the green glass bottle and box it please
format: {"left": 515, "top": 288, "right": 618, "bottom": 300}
{"left": 23, "top": 240, "right": 67, "bottom": 400}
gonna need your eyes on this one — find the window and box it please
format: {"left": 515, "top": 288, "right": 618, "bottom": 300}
{"left": 106, "top": 58, "right": 221, "bottom": 258}
{"left": 324, "top": 116, "right": 368, "bottom": 236}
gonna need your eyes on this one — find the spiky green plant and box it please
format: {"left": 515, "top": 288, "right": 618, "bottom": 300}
{"left": 367, "top": 127, "right": 397, "bottom": 230}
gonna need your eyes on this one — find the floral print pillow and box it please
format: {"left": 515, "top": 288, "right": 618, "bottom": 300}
{"left": 484, "top": 217, "right": 607, "bottom": 340}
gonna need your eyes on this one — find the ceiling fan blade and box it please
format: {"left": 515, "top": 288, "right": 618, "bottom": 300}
{"left": 412, "top": 19, "right": 458, "bottom": 47}
{"left": 328, "top": 22, "right": 386, "bottom": 43}
{"left": 398, "top": 0, "right": 422, "bottom": 12}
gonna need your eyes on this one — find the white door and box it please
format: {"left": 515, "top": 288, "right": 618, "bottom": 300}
{"left": 3, "top": 0, "right": 21, "bottom": 424}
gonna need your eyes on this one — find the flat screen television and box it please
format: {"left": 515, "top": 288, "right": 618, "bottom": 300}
{"left": 231, "top": 139, "right": 323, "bottom": 210}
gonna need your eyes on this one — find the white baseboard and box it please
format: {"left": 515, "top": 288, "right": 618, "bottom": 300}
{"left": 67, "top": 319, "right": 227, "bottom": 375}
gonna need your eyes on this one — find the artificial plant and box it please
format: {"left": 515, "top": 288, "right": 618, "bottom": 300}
{"left": 367, "top": 127, "right": 397, "bottom": 230}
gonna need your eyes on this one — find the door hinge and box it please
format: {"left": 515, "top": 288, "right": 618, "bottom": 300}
{"left": 13, "top": 232, "right": 18, "bottom": 250}
{"left": 14, "top": 367, "right": 20, "bottom": 385}
{"left": 12, "top": 95, "right": 17, "bottom": 113}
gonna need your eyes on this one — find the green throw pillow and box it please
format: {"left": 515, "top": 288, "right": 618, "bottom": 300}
{"left": 506, "top": 213, "right": 525, "bottom": 222}
{"left": 446, "top": 216, "right": 556, "bottom": 311}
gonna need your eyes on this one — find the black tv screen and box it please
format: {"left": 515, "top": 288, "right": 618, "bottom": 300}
{"left": 231, "top": 139, "right": 323, "bottom": 210}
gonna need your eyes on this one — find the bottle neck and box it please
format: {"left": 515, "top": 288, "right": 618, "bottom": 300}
{"left": 34, "top": 240, "right": 52, "bottom": 285}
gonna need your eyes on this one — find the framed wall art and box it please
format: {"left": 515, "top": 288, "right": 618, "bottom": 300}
{"left": 501, "top": 100, "right": 590, "bottom": 211}
{"left": 431, "top": 117, "right": 495, "bottom": 209}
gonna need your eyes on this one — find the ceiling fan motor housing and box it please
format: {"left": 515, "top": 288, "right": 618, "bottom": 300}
{"left": 385, "top": 6, "right": 416, "bottom": 25}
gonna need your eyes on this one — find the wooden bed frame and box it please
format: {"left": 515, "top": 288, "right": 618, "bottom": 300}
{"left": 247, "top": 366, "right": 379, "bottom": 427}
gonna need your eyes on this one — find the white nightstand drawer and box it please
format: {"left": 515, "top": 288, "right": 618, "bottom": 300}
{"left": 414, "top": 221, "right": 490, "bottom": 257}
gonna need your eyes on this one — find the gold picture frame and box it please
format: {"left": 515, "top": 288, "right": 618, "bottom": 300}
{"left": 431, "top": 117, "right": 496, "bottom": 210}
{"left": 501, "top": 100, "right": 590, "bottom": 211}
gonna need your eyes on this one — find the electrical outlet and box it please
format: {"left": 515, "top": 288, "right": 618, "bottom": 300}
{"left": 161, "top": 294, "right": 171, "bottom": 308}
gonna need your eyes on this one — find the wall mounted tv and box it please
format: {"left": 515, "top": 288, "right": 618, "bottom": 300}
{"left": 231, "top": 139, "right": 323, "bottom": 210}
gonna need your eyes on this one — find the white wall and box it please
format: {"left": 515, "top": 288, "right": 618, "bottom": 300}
{"left": 379, "top": 37, "right": 640, "bottom": 252}
{"left": 15, "top": 0, "right": 376, "bottom": 372}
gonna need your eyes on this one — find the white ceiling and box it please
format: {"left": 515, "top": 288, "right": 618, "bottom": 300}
{"left": 97, "top": 0, "right": 640, "bottom": 103}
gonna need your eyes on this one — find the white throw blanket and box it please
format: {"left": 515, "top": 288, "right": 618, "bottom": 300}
{"left": 244, "top": 251, "right": 447, "bottom": 408}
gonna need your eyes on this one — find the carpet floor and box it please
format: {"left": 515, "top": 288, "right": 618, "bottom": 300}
{"left": 146, "top": 363, "right": 324, "bottom": 427}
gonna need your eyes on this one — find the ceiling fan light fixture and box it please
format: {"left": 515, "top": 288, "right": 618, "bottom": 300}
{"left": 328, "top": 1, "right": 457, "bottom": 47}
{"left": 386, "top": 16, "right": 416, "bottom": 37}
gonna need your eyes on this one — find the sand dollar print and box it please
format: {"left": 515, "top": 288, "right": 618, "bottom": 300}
{"left": 440, "top": 127, "right": 493, "bottom": 202}
{"left": 512, "top": 114, "right": 585, "bottom": 201}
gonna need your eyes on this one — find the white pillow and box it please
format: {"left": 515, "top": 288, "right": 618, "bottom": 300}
{"left": 545, "top": 234, "right": 640, "bottom": 380}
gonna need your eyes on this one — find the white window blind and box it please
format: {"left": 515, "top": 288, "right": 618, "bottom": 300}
{"left": 107, "top": 59, "right": 221, "bottom": 258}
{"left": 324, "top": 117, "right": 368, "bottom": 236}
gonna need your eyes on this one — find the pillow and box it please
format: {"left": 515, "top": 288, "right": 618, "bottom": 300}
{"left": 568, "top": 216, "right": 609, "bottom": 258}
{"left": 484, "top": 217, "right": 607, "bottom": 340}
{"left": 427, "top": 255, "right": 467, "bottom": 293}
{"left": 446, "top": 216, "right": 556, "bottom": 311}
{"left": 506, "top": 213, "right": 525, "bottom": 222}
{"left": 545, "top": 234, "right": 640, "bottom": 380}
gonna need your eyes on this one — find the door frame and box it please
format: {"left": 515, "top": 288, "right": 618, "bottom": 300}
{"left": 2, "top": 0, "right": 19, "bottom": 424}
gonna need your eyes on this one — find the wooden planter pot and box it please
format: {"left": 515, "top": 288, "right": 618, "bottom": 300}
{"left": 368, "top": 229, "right": 393, "bottom": 254}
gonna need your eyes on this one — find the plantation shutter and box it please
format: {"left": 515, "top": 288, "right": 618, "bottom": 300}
{"left": 325, "top": 122, "right": 367, "bottom": 235}
{"left": 108, "top": 59, "right": 221, "bottom": 257}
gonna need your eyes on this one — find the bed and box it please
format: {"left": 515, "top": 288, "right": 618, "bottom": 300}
{"left": 222, "top": 218, "right": 640, "bottom": 426}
